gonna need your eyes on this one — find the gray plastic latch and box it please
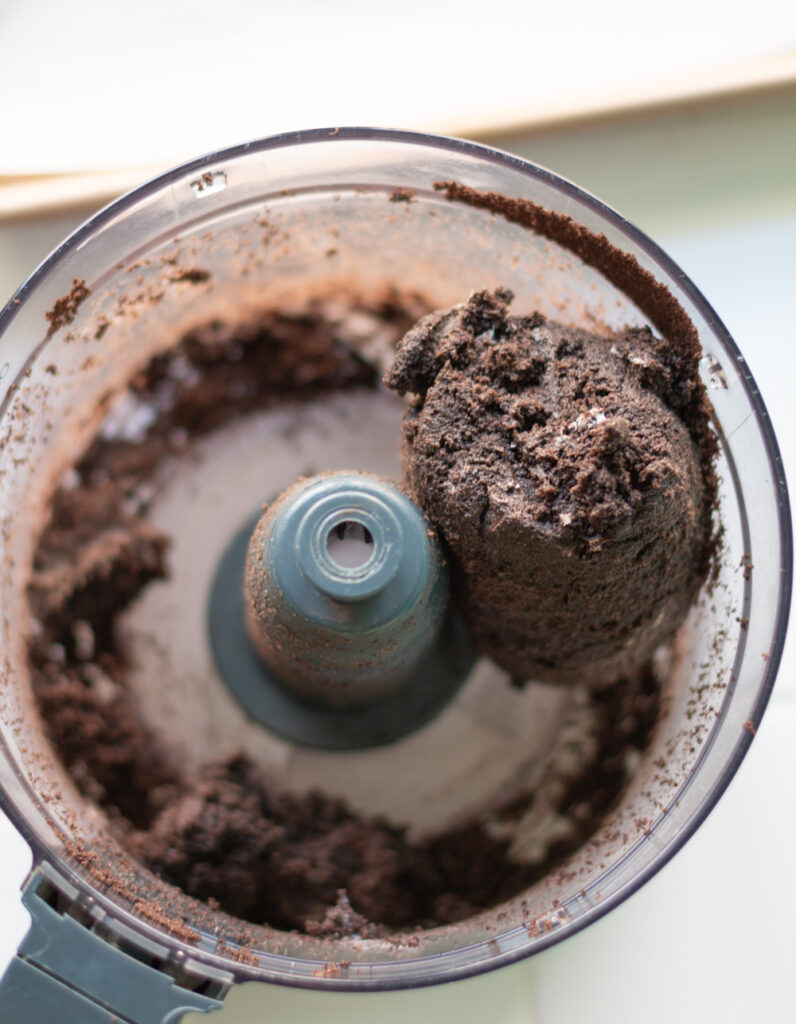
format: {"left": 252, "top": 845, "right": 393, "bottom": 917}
{"left": 0, "top": 868, "right": 224, "bottom": 1023}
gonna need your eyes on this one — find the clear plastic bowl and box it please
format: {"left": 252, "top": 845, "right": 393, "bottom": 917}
{"left": 0, "top": 128, "right": 790, "bottom": 990}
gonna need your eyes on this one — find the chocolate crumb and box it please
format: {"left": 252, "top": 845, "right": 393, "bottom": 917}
{"left": 390, "top": 188, "right": 416, "bottom": 204}
{"left": 169, "top": 268, "right": 211, "bottom": 285}
{"left": 45, "top": 278, "right": 90, "bottom": 338}
{"left": 231, "top": 945, "right": 258, "bottom": 966}
{"left": 305, "top": 890, "right": 374, "bottom": 939}
{"left": 133, "top": 899, "right": 201, "bottom": 943}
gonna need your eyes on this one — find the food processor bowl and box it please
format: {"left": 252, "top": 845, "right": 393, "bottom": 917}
{"left": 0, "top": 129, "right": 789, "bottom": 1014}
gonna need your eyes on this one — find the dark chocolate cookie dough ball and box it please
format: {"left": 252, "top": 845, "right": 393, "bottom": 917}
{"left": 385, "top": 290, "right": 713, "bottom": 686}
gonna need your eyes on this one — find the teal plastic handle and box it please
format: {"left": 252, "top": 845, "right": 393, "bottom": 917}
{"left": 0, "top": 867, "right": 224, "bottom": 1023}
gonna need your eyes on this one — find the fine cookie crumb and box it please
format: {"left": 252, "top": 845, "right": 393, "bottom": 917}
{"left": 45, "top": 278, "right": 90, "bottom": 338}
{"left": 390, "top": 187, "right": 416, "bottom": 204}
{"left": 231, "top": 945, "right": 258, "bottom": 966}
{"left": 133, "top": 899, "right": 201, "bottom": 944}
{"left": 314, "top": 962, "right": 343, "bottom": 979}
{"left": 169, "top": 268, "right": 211, "bottom": 285}
{"left": 305, "top": 889, "right": 373, "bottom": 939}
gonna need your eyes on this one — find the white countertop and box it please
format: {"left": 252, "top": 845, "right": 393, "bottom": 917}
{"left": 1, "top": 88, "right": 794, "bottom": 1022}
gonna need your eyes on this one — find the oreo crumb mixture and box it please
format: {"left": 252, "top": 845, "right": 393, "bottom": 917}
{"left": 28, "top": 294, "right": 691, "bottom": 935}
{"left": 385, "top": 289, "right": 715, "bottom": 686}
